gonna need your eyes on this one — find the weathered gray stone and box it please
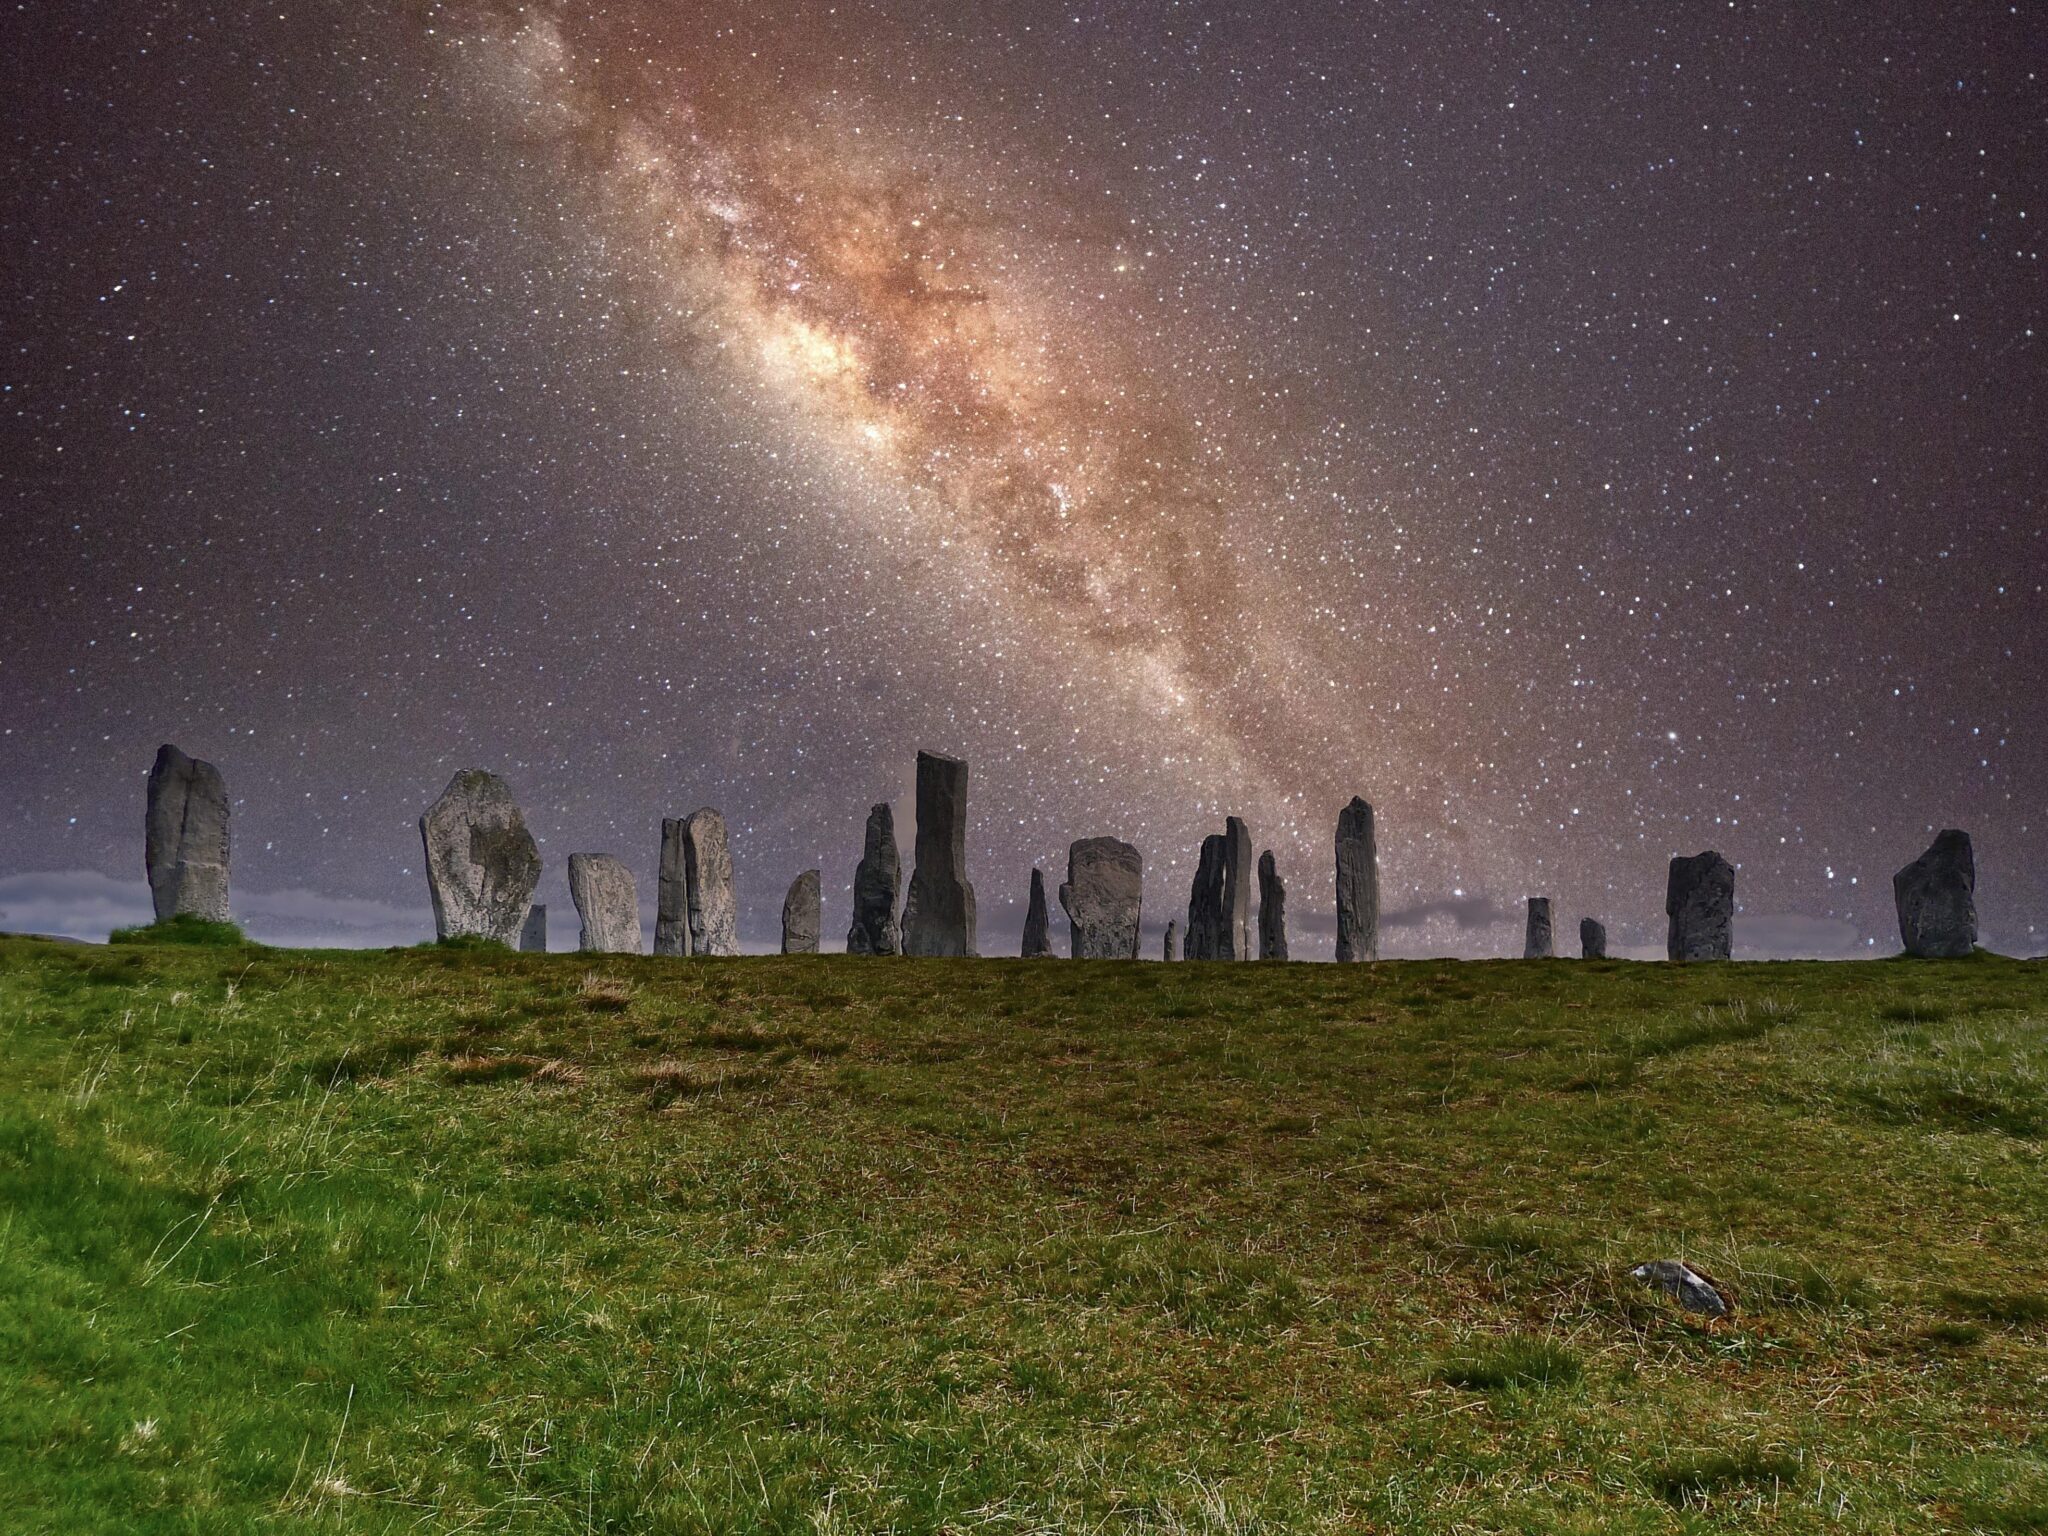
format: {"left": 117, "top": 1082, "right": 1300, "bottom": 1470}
{"left": 1894, "top": 829, "right": 1976, "bottom": 958}
{"left": 1224, "top": 817, "right": 1252, "bottom": 959}
{"left": 1666, "top": 851, "right": 1734, "bottom": 961}
{"left": 1186, "top": 817, "right": 1254, "bottom": 961}
{"left": 1163, "top": 920, "right": 1179, "bottom": 961}
{"left": 1021, "top": 868, "right": 1053, "bottom": 957}
{"left": 1334, "top": 796, "right": 1378, "bottom": 962}
{"left": 1185, "top": 835, "right": 1228, "bottom": 960}
{"left": 655, "top": 819, "right": 692, "bottom": 957}
{"left": 847, "top": 803, "right": 902, "bottom": 955}
{"left": 419, "top": 769, "right": 542, "bottom": 946}
{"left": 681, "top": 808, "right": 739, "bottom": 957}
{"left": 901, "top": 751, "right": 976, "bottom": 957}
{"left": 1524, "top": 897, "right": 1554, "bottom": 959}
{"left": 1059, "top": 837, "right": 1142, "bottom": 959}
{"left": 1630, "top": 1259, "right": 1733, "bottom": 1319}
{"left": 781, "top": 869, "right": 821, "bottom": 954}
{"left": 519, "top": 904, "right": 547, "bottom": 953}
{"left": 1579, "top": 917, "right": 1607, "bottom": 960}
{"left": 1258, "top": 851, "right": 1288, "bottom": 960}
{"left": 569, "top": 854, "right": 641, "bottom": 953}
{"left": 145, "top": 744, "right": 231, "bottom": 923}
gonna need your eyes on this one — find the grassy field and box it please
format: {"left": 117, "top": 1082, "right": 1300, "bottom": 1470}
{"left": 2, "top": 936, "right": 2045, "bottom": 1533}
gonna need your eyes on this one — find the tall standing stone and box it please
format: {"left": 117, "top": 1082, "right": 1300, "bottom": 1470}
{"left": 1186, "top": 817, "right": 1254, "bottom": 961}
{"left": 1186, "top": 834, "right": 1229, "bottom": 960}
{"left": 1258, "top": 851, "right": 1288, "bottom": 960}
{"left": 1580, "top": 917, "right": 1607, "bottom": 960}
{"left": 1059, "top": 837, "right": 1143, "bottom": 960}
{"left": 781, "top": 869, "right": 821, "bottom": 954}
{"left": 655, "top": 819, "right": 693, "bottom": 957}
{"left": 569, "top": 854, "right": 641, "bottom": 954}
{"left": 1163, "top": 920, "right": 1180, "bottom": 961}
{"left": 1334, "top": 796, "right": 1379, "bottom": 962}
{"left": 145, "top": 744, "right": 231, "bottom": 923}
{"left": 1666, "top": 851, "right": 1734, "bottom": 961}
{"left": 519, "top": 904, "right": 548, "bottom": 954}
{"left": 1524, "top": 897, "right": 1554, "bottom": 958}
{"left": 681, "top": 808, "right": 739, "bottom": 957}
{"left": 1894, "top": 829, "right": 1977, "bottom": 958}
{"left": 901, "top": 751, "right": 977, "bottom": 957}
{"left": 847, "top": 803, "right": 902, "bottom": 955}
{"left": 419, "top": 769, "right": 542, "bottom": 946}
{"left": 1223, "top": 817, "right": 1253, "bottom": 960}
{"left": 1021, "top": 868, "right": 1053, "bottom": 957}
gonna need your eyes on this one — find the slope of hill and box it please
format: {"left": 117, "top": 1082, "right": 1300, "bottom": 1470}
{"left": 3, "top": 937, "right": 2044, "bottom": 1532}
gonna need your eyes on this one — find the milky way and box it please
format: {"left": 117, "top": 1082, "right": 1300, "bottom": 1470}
{"left": 3, "top": 1, "right": 2043, "bottom": 955}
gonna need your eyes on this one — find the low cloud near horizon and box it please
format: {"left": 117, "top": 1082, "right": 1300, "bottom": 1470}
{"left": 0, "top": 870, "right": 433, "bottom": 949}
{"left": 5, "top": 869, "right": 2027, "bottom": 960}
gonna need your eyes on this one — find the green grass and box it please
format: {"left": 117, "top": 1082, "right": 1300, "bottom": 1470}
{"left": 106, "top": 913, "right": 249, "bottom": 947}
{"left": 1, "top": 940, "right": 2044, "bottom": 1532}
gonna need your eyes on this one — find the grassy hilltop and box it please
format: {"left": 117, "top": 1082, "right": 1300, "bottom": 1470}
{"left": 2, "top": 937, "right": 2045, "bottom": 1533}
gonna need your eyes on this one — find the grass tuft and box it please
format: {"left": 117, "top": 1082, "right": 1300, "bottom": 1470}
{"left": 1435, "top": 1334, "right": 1583, "bottom": 1391}
{"left": 107, "top": 914, "right": 248, "bottom": 946}
{"left": 1647, "top": 1447, "right": 1801, "bottom": 1506}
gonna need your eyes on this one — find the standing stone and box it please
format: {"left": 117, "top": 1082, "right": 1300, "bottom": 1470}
{"left": 847, "top": 803, "right": 902, "bottom": 955}
{"left": 1258, "top": 850, "right": 1288, "bottom": 960}
{"left": 519, "top": 904, "right": 548, "bottom": 954}
{"left": 1059, "top": 837, "right": 1143, "bottom": 960}
{"left": 1666, "top": 851, "right": 1735, "bottom": 962}
{"left": 1524, "top": 897, "right": 1554, "bottom": 959}
{"left": 1021, "top": 868, "right": 1054, "bottom": 957}
{"left": 655, "top": 819, "right": 692, "bottom": 957}
{"left": 1186, "top": 834, "right": 1228, "bottom": 960}
{"left": 681, "top": 808, "right": 739, "bottom": 957}
{"left": 1894, "top": 829, "right": 1976, "bottom": 958}
{"left": 1186, "top": 817, "right": 1254, "bottom": 961}
{"left": 781, "top": 869, "right": 821, "bottom": 954}
{"left": 1163, "top": 920, "right": 1180, "bottom": 961}
{"left": 569, "top": 854, "right": 641, "bottom": 954}
{"left": 145, "top": 744, "right": 231, "bottom": 923}
{"left": 901, "top": 751, "right": 977, "bottom": 957}
{"left": 419, "top": 769, "right": 542, "bottom": 946}
{"left": 1580, "top": 917, "right": 1607, "bottom": 960}
{"left": 1223, "top": 817, "right": 1253, "bottom": 960}
{"left": 1334, "top": 796, "right": 1379, "bottom": 962}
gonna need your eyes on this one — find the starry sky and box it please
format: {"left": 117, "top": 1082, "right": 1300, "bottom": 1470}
{"left": 3, "top": 1, "right": 2043, "bottom": 956}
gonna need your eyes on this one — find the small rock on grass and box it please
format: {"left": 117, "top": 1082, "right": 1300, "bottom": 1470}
{"left": 1630, "top": 1259, "right": 1734, "bottom": 1319}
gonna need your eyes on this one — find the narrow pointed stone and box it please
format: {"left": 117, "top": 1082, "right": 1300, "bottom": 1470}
{"left": 1186, "top": 818, "right": 1254, "bottom": 961}
{"left": 1524, "top": 897, "right": 1554, "bottom": 958}
{"left": 1163, "top": 919, "right": 1180, "bottom": 961}
{"left": 145, "top": 744, "right": 231, "bottom": 923}
{"left": 1186, "top": 834, "right": 1228, "bottom": 960}
{"left": 569, "top": 854, "right": 641, "bottom": 954}
{"left": 1223, "top": 817, "right": 1253, "bottom": 960}
{"left": 519, "top": 904, "right": 548, "bottom": 953}
{"left": 847, "top": 803, "right": 902, "bottom": 955}
{"left": 1579, "top": 917, "right": 1607, "bottom": 959}
{"left": 1894, "top": 830, "right": 1976, "bottom": 958}
{"left": 1257, "top": 850, "right": 1288, "bottom": 960}
{"left": 655, "top": 818, "right": 692, "bottom": 956}
{"left": 1021, "top": 868, "right": 1053, "bottom": 957}
{"left": 781, "top": 869, "right": 821, "bottom": 954}
{"left": 1666, "top": 851, "right": 1734, "bottom": 961}
{"left": 419, "top": 769, "right": 541, "bottom": 945}
{"left": 1059, "top": 837, "right": 1142, "bottom": 959}
{"left": 901, "top": 751, "right": 976, "bottom": 957}
{"left": 1334, "top": 796, "right": 1378, "bottom": 962}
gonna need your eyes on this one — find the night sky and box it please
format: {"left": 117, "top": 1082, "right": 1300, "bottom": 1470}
{"left": 4, "top": 1, "right": 2043, "bottom": 956}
